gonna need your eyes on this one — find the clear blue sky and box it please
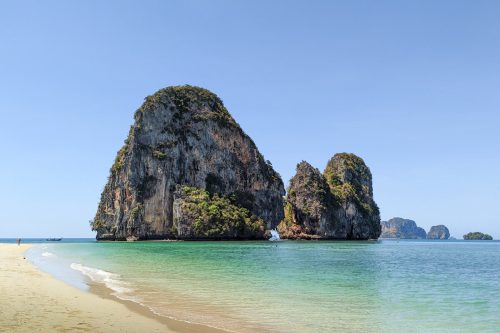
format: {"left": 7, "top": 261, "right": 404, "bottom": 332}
{"left": 1, "top": 0, "right": 499, "bottom": 238}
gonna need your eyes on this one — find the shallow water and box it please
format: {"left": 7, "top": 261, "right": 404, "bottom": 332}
{"left": 25, "top": 240, "right": 500, "bottom": 333}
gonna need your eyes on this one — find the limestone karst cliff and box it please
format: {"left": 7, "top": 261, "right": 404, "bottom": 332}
{"left": 92, "top": 86, "right": 285, "bottom": 240}
{"left": 427, "top": 225, "right": 450, "bottom": 240}
{"left": 277, "top": 161, "right": 336, "bottom": 239}
{"left": 380, "top": 218, "right": 426, "bottom": 239}
{"left": 278, "top": 154, "right": 381, "bottom": 240}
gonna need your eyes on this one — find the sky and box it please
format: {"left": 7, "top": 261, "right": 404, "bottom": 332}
{"left": 0, "top": 0, "right": 499, "bottom": 238}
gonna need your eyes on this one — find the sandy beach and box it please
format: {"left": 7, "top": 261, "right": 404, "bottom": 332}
{"left": 0, "top": 244, "right": 223, "bottom": 333}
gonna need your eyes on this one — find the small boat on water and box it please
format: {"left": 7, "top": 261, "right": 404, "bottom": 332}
{"left": 46, "top": 238, "right": 63, "bottom": 241}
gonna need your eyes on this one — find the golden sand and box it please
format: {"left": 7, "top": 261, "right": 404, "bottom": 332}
{"left": 0, "top": 244, "right": 225, "bottom": 333}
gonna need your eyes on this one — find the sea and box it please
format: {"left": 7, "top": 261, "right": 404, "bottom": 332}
{"left": 5, "top": 238, "right": 499, "bottom": 333}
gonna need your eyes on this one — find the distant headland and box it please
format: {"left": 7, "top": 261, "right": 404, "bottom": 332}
{"left": 380, "top": 218, "right": 451, "bottom": 240}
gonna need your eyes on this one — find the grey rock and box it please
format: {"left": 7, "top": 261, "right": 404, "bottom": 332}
{"left": 427, "top": 225, "right": 450, "bottom": 240}
{"left": 278, "top": 161, "right": 337, "bottom": 239}
{"left": 325, "top": 153, "right": 381, "bottom": 240}
{"left": 92, "top": 86, "right": 285, "bottom": 240}
{"left": 278, "top": 154, "right": 381, "bottom": 240}
{"left": 380, "top": 218, "right": 427, "bottom": 239}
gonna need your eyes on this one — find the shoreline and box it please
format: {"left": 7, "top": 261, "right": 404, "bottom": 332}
{"left": 88, "top": 282, "right": 231, "bottom": 333}
{"left": 0, "top": 244, "right": 227, "bottom": 333}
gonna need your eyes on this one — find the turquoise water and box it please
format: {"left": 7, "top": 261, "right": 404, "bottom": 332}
{"left": 26, "top": 240, "right": 500, "bottom": 333}
{"left": 0, "top": 238, "right": 94, "bottom": 244}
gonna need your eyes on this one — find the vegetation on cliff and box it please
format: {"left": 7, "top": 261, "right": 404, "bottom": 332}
{"left": 110, "top": 126, "right": 135, "bottom": 174}
{"left": 324, "top": 153, "right": 379, "bottom": 217}
{"left": 173, "top": 186, "right": 266, "bottom": 239}
{"left": 137, "top": 85, "right": 239, "bottom": 129}
{"left": 463, "top": 232, "right": 493, "bottom": 240}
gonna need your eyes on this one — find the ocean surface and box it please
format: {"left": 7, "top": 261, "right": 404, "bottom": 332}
{"left": 18, "top": 239, "right": 500, "bottom": 333}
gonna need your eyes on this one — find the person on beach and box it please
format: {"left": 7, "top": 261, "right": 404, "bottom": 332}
{"left": 17, "top": 238, "right": 21, "bottom": 246}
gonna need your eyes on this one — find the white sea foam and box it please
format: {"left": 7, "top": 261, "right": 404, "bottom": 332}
{"left": 41, "top": 252, "right": 54, "bottom": 257}
{"left": 269, "top": 229, "right": 281, "bottom": 241}
{"left": 70, "top": 263, "right": 134, "bottom": 296}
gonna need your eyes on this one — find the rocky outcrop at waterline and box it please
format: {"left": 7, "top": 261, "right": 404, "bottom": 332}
{"left": 277, "top": 154, "right": 381, "bottom": 240}
{"left": 91, "top": 86, "right": 285, "bottom": 240}
{"left": 380, "top": 218, "right": 426, "bottom": 239}
{"left": 427, "top": 225, "right": 450, "bottom": 240}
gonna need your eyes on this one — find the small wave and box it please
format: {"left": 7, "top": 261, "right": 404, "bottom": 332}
{"left": 70, "top": 263, "right": 134, "bottom": 296}
{"left": 42, "top": 252, "right": 54, "bottom": 257}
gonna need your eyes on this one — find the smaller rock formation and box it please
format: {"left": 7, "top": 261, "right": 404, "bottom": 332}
{"left": 427, "top": 225, "right": 450, "bottom": 240}
{"left": 278, "top": 154, "right": 381, "bottom": 240}
{"left": 380, "top": 218, "right": 426, "bottom": 239}
{"left": 463, "top": 232, "right": 493, "bottom": 240}
{"left": 278, "top": 161, "right": 337, "bottom": 239}
{"left": 325, "top": 153, "right": 382, "bottom": 240}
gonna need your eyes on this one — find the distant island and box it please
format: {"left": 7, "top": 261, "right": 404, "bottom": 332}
{"left": 427, "top": 225, "right": 450, "bottom": 240}
{"left": 91, "top": 86, "right": 381, "bottom": 241}
{"left": 380, "top": 218, "right": 427, "bottom": 239}
{"left": 381, "top": 218, "right": 450, "bottom": 240}
{"left": 463, "top": 232, "right": 493, "bottom": 240}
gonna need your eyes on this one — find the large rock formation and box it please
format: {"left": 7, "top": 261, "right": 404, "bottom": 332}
{"left": 427, "top": 225, "right": 450, "bottom": 240}
{"left": 92, "top": 86, "right": 285, "bottom": 240}
{"left": 278, "top": 154, "right": 381, "bottom": 240}
{"left": 380, "top": 218, "right": 426, "bottom": 239}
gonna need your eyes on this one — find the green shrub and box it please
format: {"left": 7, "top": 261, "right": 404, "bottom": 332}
{"left": 129, "top": 204, "right": 143, "bottom": 219}
{"left": 110, "top": 126, "right": 135, "bottom": 174}
{"left": 152, "top": 150, "right": 167, "bottom": 160}
{"left": 111, "top": 145, "right": 127, "bottom": 174}
{"left": 90, "top": 219, "right": 105, "bottom": 231}
{"left": 137, "top": 85, "right": 235, "bottom": 124}
{"left": 178, "top": 186, "right": 265, "bottom": 238}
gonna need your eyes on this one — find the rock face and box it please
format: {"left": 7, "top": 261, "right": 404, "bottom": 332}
{"left": 380, "top": 218, "right": 427, "bottom": 239}
{"left": 278, "top": 154, "right": 381, "bottom": 240}
{"left": 427, "top": 225, "right": 450, "bottom": 240}
{"left": 92, "top": 86, "right": 285, "bottom": 240}
{"left": 278, "top": 161, "right": 336, "bottom": 239}
{"left": 463, "top": 232, "right": 493, "bottom": 240}
{"left": 324, "top": 154, "right": 382, "bottom": 239}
